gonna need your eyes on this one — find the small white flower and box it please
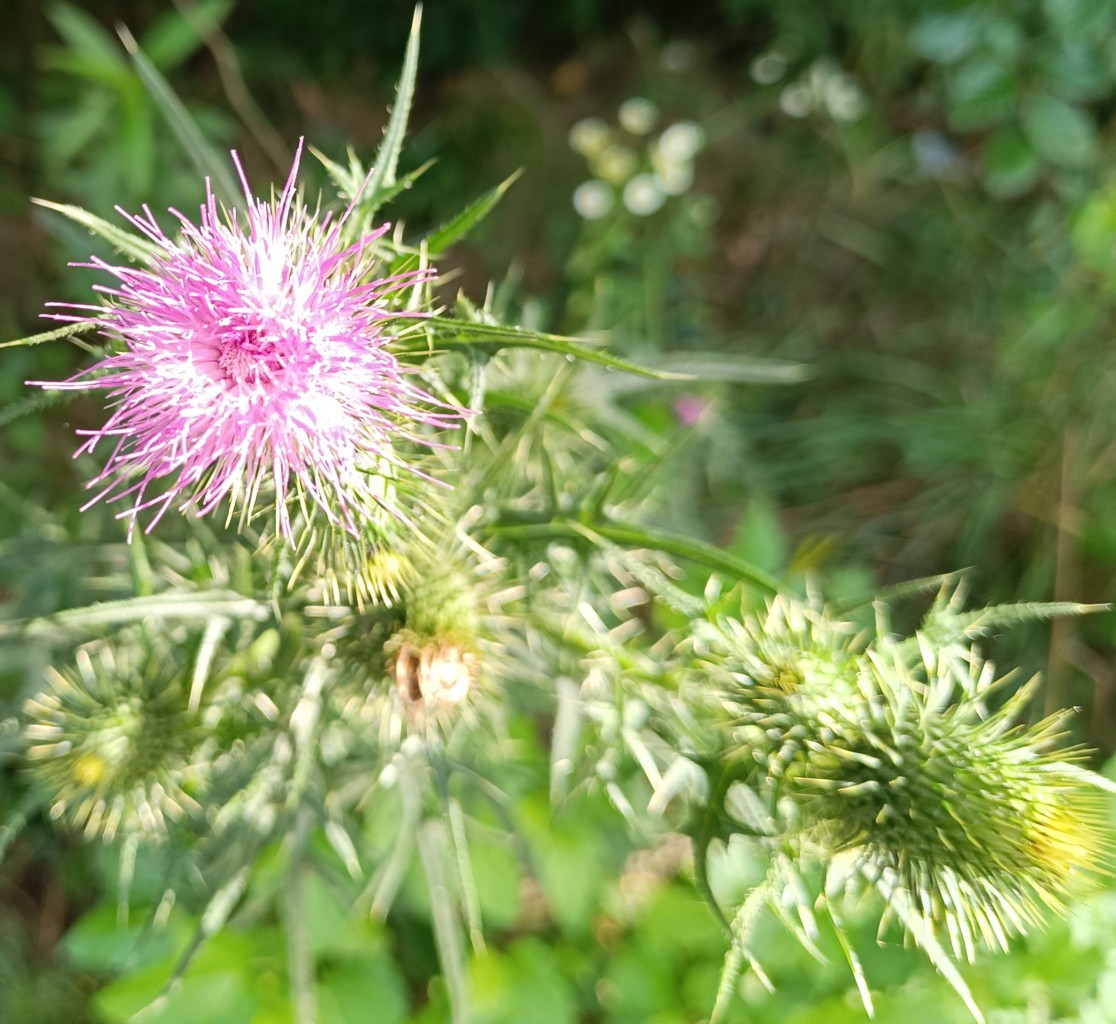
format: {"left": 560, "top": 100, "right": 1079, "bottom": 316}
{"left": 653, "top": 160, "right": 694, "bottom": 196}
{"left": 573, "top": 180, "right": 615, "bottom": 220}
{"left": 568, "top": 117, "right": 611, "bottom": 158}
{"left": 595, "top": 145, "right": 640, "bottom": 184}
{"left": 658, "top": 121, "right": 705, "bottom": 162}
{"left": 618, "top": 97, "right": 660, "bottom": 135}
{"left": 824, "top": 75, "right": 866, "bottom": 122}
{"left": 750, "top": 51, "right": 787, "bottom": 85}
{"left": 623, "top": 174, "right": 666, "bottom": 216}
{"left": 661, "top": 40, "right": 695, "bottom": 72}
{"left": 779, "top": 82, "right": 814, "bottom": 118}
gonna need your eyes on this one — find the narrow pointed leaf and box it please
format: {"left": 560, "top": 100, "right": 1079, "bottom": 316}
{"left": 886, "top": 885, "right": 986, "bottom": 1023}
{"left": 833, "top": 571, "right": 967, "bottom": 616}
{"left": 828, "top": 904, "right": 874, "bottom": 1017}
{"left": 32, "top": 199, "right": 158, "bottom": 262}
{"left": 487, "top": 516, "right": 781, "bottom": 593}
{"left": 420, "top": 317, "right": 693, "bottom": 380}
{"left": 3, "top": 591, "right": 270, "bottom": 640}
{"left": 394, "top": 170, "right": 523, "bottom": 275}
{"left": 0, "top": 320, "right": 100, "bottom": 353}
{"left": 313, "top": 145, "right": 435, "bottom": 209}
{"left": 361, "top": 4, "right": 422, "bottom": 212}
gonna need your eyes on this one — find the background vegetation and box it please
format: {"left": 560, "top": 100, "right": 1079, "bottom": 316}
{"left": 3, "top": 1, "right": 1116, "bottom": 1021}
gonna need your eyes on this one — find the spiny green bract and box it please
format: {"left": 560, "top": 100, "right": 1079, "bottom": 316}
{"left": 22, "top": 638, "right": 204, "bottom": 842}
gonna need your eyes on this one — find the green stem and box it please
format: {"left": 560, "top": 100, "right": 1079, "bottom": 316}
{"left": 287, "top": 807, "right": 318, "bottom": 1024}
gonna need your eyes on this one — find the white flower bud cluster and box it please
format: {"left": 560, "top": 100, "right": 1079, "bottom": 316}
{"left": 568, "top": 98, "right": 706, "bottom": 220}
{"left": 750, "top": 51, "right": 867, "bottom": 123}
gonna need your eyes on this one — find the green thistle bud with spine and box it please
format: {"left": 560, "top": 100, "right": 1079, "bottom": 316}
{"left": 21, "top": 641, "right": 203, "bottom": 842}
{"left": 692, "top": 595, "right": 865, "bottom": 788}
{"left": 795, "top": 661, "right": 1109, "bottom": 959}
{"left": 686, "top": 587, "right": 1113, "bottom": 1021}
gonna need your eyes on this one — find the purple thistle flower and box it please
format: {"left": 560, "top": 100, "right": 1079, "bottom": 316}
{"left": 34, "top": 140, "right": 461, "bottom": 541}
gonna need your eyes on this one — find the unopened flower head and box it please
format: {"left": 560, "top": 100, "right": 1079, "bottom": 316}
{"left": 22, "top": 644, "right": 202, "bottom": 841}
{"left": 35, "top": 140, "right": 463, "bottom": 541}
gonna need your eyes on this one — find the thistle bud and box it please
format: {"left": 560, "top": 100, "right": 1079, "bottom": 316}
{"left": 21, "top": 643, "right": 202, "bottom": 842}
{"left": 798, "top": 673, "right": 1110, "bottom": 957}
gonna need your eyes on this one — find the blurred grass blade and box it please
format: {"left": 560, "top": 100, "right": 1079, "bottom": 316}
{"left": 360, "top": 4, "right": 422, "bottom": 213}
{"left": 32, "top": 199, "right": 158, "bottom": 262}
{"left": 366, "top": 754, "right": 423, "bottom": 917}
{"left": 0, "top": 793, "right": 39, "bottom": 869}
{"left": 117, "top": 24, "right": 239, "bottom": 204}
{"left": 445, "top": 798, "right": 485, "bottom": 954}
{"left": 550, "top": 677, "right": 582, "bottom": 803}
{"left": 640, "top": 350, "right": 809, "bottom": 384}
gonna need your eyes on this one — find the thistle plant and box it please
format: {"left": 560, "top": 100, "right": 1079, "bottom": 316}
{"left": 0, "top": 10, "right": 1112, "bottom": 1024}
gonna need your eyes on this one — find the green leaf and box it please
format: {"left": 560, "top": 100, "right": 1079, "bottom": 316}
{"left": 141, "top": 0, "right": 233, "bottom": 70}
{"left": 62, "top": 904, "right": 188, "bottom": 975}
{"left": 1039, "top": 41, "right": 1110, "bottom": 102}
{"left": 946, "top": 59, "right": 1017, "bottom": 130}
{"left": 471, "top": 939, "right": 578, "bottom": 1024}
{"left": 0, "top": 391, "right": 72, "bottom": 429}
{"left": 390, "top": 170, "right": 522, "bottom": 275}
{"left": 421, "top": 170, "right": 522, "bottom": 257}
{"left": 1073, "top": 183, "right": 1116, "bottom": 279}
{"left": 981, "top": 126, "right": 1040, "bottom": 198}
{"left": 318, "top": 954, "right": 409, "bottom": 1024}
{"left": 420, "top": 317, "right": 692, "bottom": 380}
{"left": 117, "top": 24, "right": 240, "bottom": 204}
{"left": 47, "top": 2, "right": 127, "bottom": 71}
{"left": 314, "top": 147, "right": 434, "bottom": 210}
{"left": 728, "top": 496, "right": 787, "bottom": 577}
{"left": 909, "top": 13, "right": 983, "bottom": 64}
{"left": 361, "top": 4, "right": 423, "bottom": 213}
{"left": 32, "top": 198, "right": 159, "bottom": 263}
{"left": 1043, "top": 0, "right": 1115, "bottom": 40}
{"left": 1021, "top": 93, "right": 1097, "bottom": 168}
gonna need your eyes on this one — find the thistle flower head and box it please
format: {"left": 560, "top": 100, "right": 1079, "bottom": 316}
{"left": 35, "top": 140, "right": 463, "bottom": 541}
{"left": 21, "top": 643, "right": 202, "bottom": 841}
